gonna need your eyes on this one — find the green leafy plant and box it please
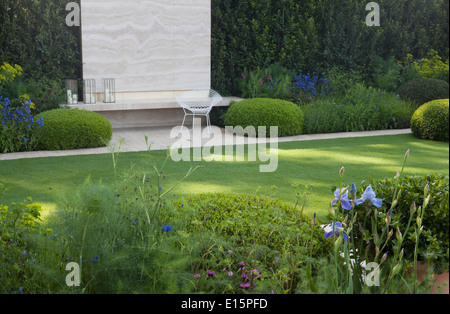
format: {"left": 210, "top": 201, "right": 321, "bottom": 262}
{"left": 239, "top": 63, "right": 293, "bottom": 99}
{"left": 0, "top": 186, "right": 43, "bottom": 294}
{"left": 368, "top": 173, "right": 449, "bottom": 272}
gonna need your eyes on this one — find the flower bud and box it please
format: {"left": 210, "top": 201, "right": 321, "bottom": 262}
{"left": 358, "top": 222, "right": 364, "bottom": 234}
{"left": 396, "top": 226, "right": 403, "bottom": 242}
{"left": 339, "top": 167, "right": 345, "bottom": 177}
{"left": 329, "top": 205, "right": 335, "bottom": 216}
{"left": 385, "top": 215, "right": 392, "bottom": 226}
{"left": 405, "top": 149, "right": 410, "bottom": 159}
{"left": 343, "top": 214, "right": 349, "bottom": 226}
{"left": 388, "top": 229, "right": 393, "bottom": 239}
{"left": 335, "top": 234, "right": 344, "bottom": 251}
{"left": 392, "top": 264, "right": 402, "bottom": 276}
{"left": 392, "top": 200, "right": 398, "bottom": 208}
{"left": 410, "top": 202, "right": 416, "bottom": 215}
{"left": 395, "top": 170, "right": 400, "bottom": 179}
{"left": 381, "top": 252, "right": 389, "bottom": 264}
{"left": 424, "top": 194, "right": 431, "bottom": 208}
{"left": 424, "top": 182, "right": 430, "bottom": 195}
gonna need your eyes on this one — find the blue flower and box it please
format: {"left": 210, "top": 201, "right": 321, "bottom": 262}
{"left": 324, "top": 221, "right": 348, "bottom": 241}
{"left": 332, "top": 188, "right": 352, "bottom": 210}
{"left": 350, "top": 183, "right": 357, "bottom": 199}
{"left": 356, "top": 186, "right": 383, "bottom": 208}
{"left": 91, "top": 255, "right": 99, "bottom": 264}
{"left": 162, "top": 225, "right": 172, "bottom": 232}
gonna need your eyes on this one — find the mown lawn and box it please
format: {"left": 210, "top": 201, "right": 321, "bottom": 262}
{"left": 0, "top": 133, "right": 448, "bottom": 218}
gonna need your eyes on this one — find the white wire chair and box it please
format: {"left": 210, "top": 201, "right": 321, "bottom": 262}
{"left": 176, "top": 89, "right": 223, "bottom": 133}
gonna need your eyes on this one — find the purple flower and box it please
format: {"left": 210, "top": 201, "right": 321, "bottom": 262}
{"left": 194, "top": 274, "right": 201, "bottom": 278}
{"left": 356, "top": 186, "right": 383, "bottom": 208}
{"left": 324, "top": 222, "right": 348, "bottom": 241}
{"left": 207, "top": 270, "right": 216, "bottom": 277}
{"left": 240, "top": 282, "right": 251, "bottom": 288}
{"left": 332, "top": 188, "right": 352, "bottom": 210}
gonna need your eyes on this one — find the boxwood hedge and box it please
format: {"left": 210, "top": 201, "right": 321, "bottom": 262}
{"left": 35, "top": 109, "right": 112, "bottom": 150}
{"left": 224, "top": 98, "right": 304, "bottom": 137}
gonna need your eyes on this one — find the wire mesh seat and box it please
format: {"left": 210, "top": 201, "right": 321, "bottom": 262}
{"left": 176, "top": 89, "right": 223, "bottom": 133}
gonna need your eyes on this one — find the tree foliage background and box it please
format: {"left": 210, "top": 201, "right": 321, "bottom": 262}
{"left": 0, "top": 0, "right": 448, "bottom": 95}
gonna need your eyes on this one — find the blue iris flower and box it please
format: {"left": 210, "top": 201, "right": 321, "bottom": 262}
{"left": 324, "top": 221, "right": 348, "bottom": 241}
{"left": 356, "top": 186, "right": 383, "bottom": 208}
{"left": 332, "top": 188, "right": 352, "bottom": 210}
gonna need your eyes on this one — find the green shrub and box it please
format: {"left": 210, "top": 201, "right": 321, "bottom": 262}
{"left": 411, "top": 99, "right": 449, "bottom": 142}
{"left": 301, "top": 85, "right": 414, "bottom": 134}
{"left": 366, "top": 174, "right": 449, "bottom": 272}
{"left": 0, "top": 184, "right": 43, "bottom": 293}
{"left": 172, "top": 193, "right": 331, "bottom": 258}
{"left": 397, "top": 78, "right": 449, "bottom": 107}
{"left": 224, "top": 98, "right": 304, "bottom": 137}
{"left": 35, "top": 109, "right": 112, "bottom": 150}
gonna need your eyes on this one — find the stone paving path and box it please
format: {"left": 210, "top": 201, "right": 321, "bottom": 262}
{"left": 0, "top": 127, "right": 412, "bottom": 161}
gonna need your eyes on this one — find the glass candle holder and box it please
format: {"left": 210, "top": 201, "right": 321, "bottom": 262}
{"left": 83, "top": 79, "right": 96, "bottom": 104}
{"left": 65, "top": 79, "right": 78, "bottom": 104}
{"left": 103, "top": 78, "right": 115, "bottom": 103}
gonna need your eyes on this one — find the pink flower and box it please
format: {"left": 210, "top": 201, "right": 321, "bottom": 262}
{"left": 194, "top": 274, "right": 201, "bottom": 278}
{"left": 241, "top": 73, "right": 247, "bottom": 79}
{"left": 240, "top": 282, "right": 251, "bottom": 288}
{"left": 239, "top": 261, "right": 245, "bottom": 267}
{"left": 228, "top": 271, "right": 234, "bottom": 277}
{"left": 207, "top": 270, "right": 216, "bottom": 277}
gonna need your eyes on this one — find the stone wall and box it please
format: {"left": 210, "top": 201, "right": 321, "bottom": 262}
{"left": 80, "top": 0, "right": 211, "bottom": 95}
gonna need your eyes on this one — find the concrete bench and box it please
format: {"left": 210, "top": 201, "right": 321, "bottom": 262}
{"left": 68, "top": 95, "right": 242, "bottom": 128}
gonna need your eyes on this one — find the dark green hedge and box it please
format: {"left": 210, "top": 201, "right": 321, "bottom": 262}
{"left": 1, "top": 0, "right": 448, "bottom": 96}
{"left": 397, "top": 78, "right": 449, "bottom": 108}
{"left": 0, "top": 0, "right": 81, "bottom": 83}
{"left": 212, "top": 0, "right": 449, "bottom": 95}
{"left": 35, "top": 109, "right": 112, "bottom": 150}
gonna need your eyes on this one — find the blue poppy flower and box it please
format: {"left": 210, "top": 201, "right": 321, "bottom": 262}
{"left": 324, "top": 221, "right": 348, "bottom": 241}
{"left": 162, "top": 225, "right": 172, "bottom": 232}
{"left": 356, "top": 186, "right": 383, "bottom": 208}
{"left": 332, "top": 188, "right": 352, "bottom": 210}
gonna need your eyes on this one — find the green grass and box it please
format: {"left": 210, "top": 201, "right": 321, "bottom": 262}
{"left": 0, "top": 134, "right": 448, "bottom": 219}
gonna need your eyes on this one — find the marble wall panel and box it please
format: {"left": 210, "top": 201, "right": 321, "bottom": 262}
{"left": 81, "top": 0, "right": 211, "bottom": 94}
